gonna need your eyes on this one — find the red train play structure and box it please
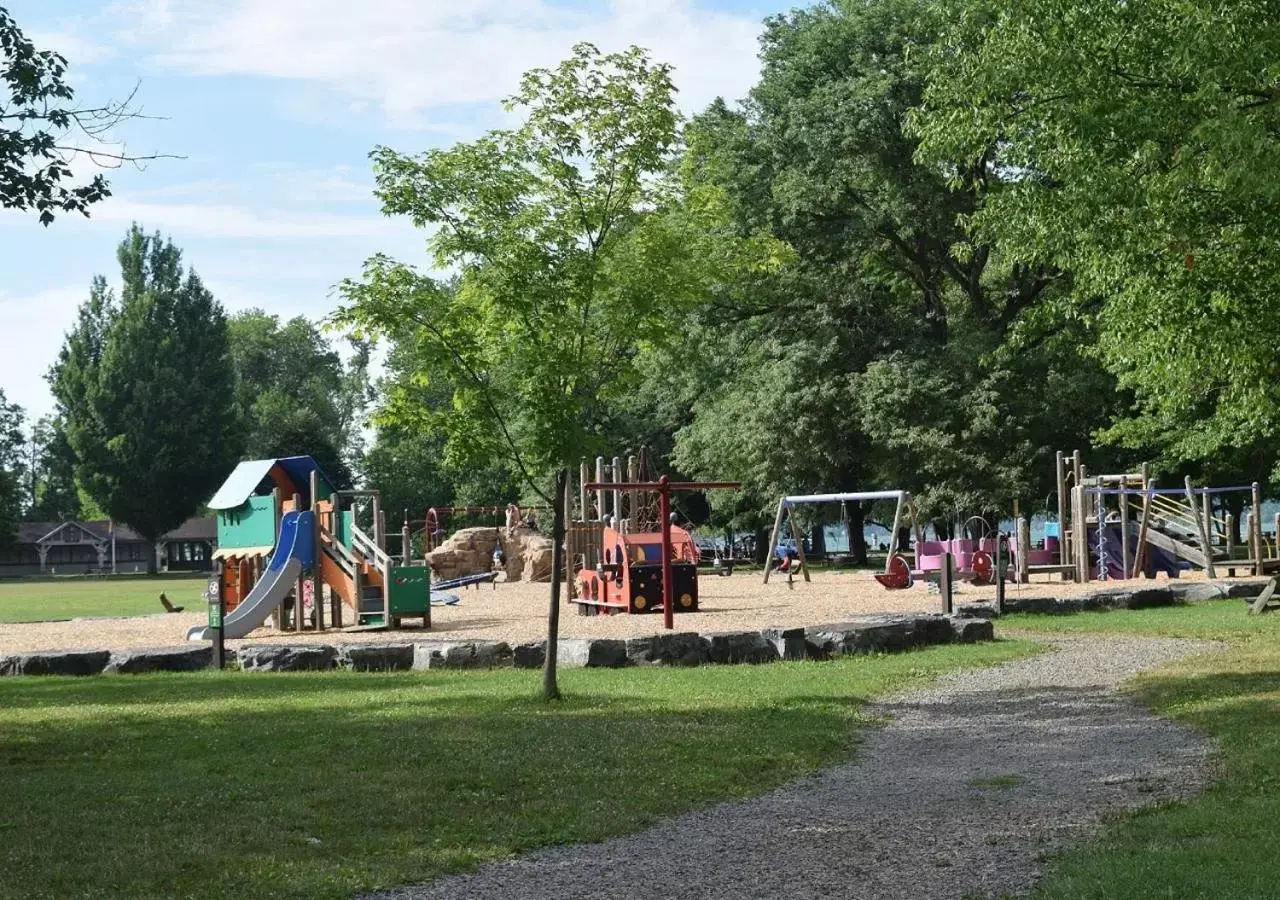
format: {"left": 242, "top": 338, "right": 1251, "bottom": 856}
{"left": 575, "top": 525, "right": 701, "bottom": 616}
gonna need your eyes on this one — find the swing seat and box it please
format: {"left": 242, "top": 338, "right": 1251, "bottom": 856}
{"left": 969, "top": 549, "right": 994, "bottom": 586}
{"left": 874, "top": 553, "right": 914, "bottom": 590}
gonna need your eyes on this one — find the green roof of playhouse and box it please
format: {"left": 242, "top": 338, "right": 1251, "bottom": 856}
{"left": 208, "top": 456, "right": 336, "bottom": 510}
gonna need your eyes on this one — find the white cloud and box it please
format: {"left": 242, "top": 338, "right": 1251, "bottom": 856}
{"left": 0, "top": 286, "right": 85, "bottom": 419}
{"left": 86, "top": 196, "right": 403, "bottom": 240}
{"left": 132, "top": 0, "right": 763, "bottom": 123}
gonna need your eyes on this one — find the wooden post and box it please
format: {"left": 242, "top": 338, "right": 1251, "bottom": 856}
{"left": 1133, "top": 476, "right": 1152, "bottom": 578}
{"left": 1056, "top": 450, "right": 1068, "bottom": 577}
{"left": 940, "top": 551, "right": 953, "bottom": 614}
{"left": 907, "top": 494, "right": 924, "bottom": 573}
{"left": 372, "top": 494, "right": 383, "bottom": 550}
{"left": 579, "top": 460, "right": 589, "bottom": 524}
{"left": 402, "top": 507, "right": 412, "bottom": 564}
{"left": 1253, "top": 482, "right": 1264, "bottom": 576}
{"left": 1273, "top": 511, "right": 1279, "bottom": 560}
{"left": 763, "top": 498, "right": 787, "bottom": 584}
{"left": 329, "top": 492, "right": 343, "bottom": 628}
{"left": 1201, "top": 491, "right": 1214, "bottom": 558}
{"left": 1225, "top": 512, "right": 1235, "bottom": 558}
{"left": 1074, "top": 484, "right": 1090, "bottom": 583}
{"left": 611, "top": 456, "right": 622, "bottom": 527}
{"left": 595, "top": 457, "right": 605, "bottom": 522}
{"left": 564, "top": 473, "right": 577, "bottom": 600}
{"left": 994, "top": 534, "right": 1006, "bottom": 614}
{"left": 1017, "top": 516, "right": 1031, "bottom": 584}
{"left": 885, "top": 495, "right": 904, "bottom": 574}
{"left": 1119, "top": 486, "right": 1130, "bottom": 580}
{"left": 788, "top": 514, "right": 811, "bottom": 583}
{"left": 627, "top": 456, "right": 638, "bottom": 530}
{"left": 1186, "top": 476, "right": 1216, "bottom": 578}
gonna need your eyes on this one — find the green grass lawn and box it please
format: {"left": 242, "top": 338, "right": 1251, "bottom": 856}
{"left": 0, "top": 641, "right": 1032, "bottom": 900}
{"left": 0, "top": 574, "right": 208, "bottom": 623}
{"left": 1006, "top": 600, "right": 1280, "bottom": 899}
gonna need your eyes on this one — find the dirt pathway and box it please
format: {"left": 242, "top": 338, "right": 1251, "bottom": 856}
{"left": 366, "top": 636, "right": 1219, "bottom": 900}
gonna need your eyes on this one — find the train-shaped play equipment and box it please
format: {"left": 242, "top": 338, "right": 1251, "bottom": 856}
{"left": 574, "top": 525, "right": 701, "bottom": 616}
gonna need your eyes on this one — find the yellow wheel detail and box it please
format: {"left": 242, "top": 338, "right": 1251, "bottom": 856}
{"left": 634, "top": 595, "right": 647, "bottom": 610}
{"left": 680, "top": 592, "right": 694, "bottom": 608}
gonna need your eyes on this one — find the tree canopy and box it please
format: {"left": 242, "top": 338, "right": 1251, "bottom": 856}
{"left": 336, "top": 42, "right": 786, "bottom": 500}
{"left": 0, "top": 6, "right": 158, "bottom": 224}
{"left": 911, "top": 0, "right": 1280, "bottom": 477}
{"left": 227, "top": 311, "right": 369, "bottom": 489}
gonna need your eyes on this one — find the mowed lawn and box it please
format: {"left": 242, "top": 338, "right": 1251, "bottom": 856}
{"left": 0, "top": 641, "right": 1033, "bottom": 900}
{"left": 1004, "top": 600, "right": 1280, "bottom": 900}
{"left": 0, "top": 575, "right": 208, "bottom": 623}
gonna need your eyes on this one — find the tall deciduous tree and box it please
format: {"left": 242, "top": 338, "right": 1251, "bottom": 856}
{"left": 337, "top": 43, "right": 785, "bottom": 699}
{"left": 911, "top": 0, "right": 1280, "bottom": 477}
{"left": 335, "top": 42, "right": 786, "bottom": 500}
{"left": 227, "top": 311, "right": 369, "bottom": 488}
{"left": 49, "top": 225, "right": 239, "bottom": 571}
{"left": 24, "top": 415, "right": 84, "bottom": 522}
{"left": 666, "top": 0, "right": 1121, "bottom": 538}
{"left": 1, "top": 6, "right": 161, "bottom": 224}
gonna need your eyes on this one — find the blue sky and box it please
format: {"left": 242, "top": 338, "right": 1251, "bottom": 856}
{"left": 0, "top": 0, "right": 797, "bottom": 420}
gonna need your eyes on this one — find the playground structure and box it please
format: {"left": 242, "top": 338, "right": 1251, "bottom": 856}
{"left": 187, "top": 456, "right": 432, "bottom": 641}
{"left": 563, "top": 449, "right": 738, "bottom": 628}
{"left": 762, "top": 451, "right": 1280, "bottom": 588}
{"left": 1051, "top": 451, "right": 1280, "bottom": 583}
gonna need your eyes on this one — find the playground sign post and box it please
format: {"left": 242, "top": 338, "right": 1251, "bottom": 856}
{"left": 205, "top": 573, "right": 225, "bottom": 669}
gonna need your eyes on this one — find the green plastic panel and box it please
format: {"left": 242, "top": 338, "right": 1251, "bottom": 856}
{"left": 217, "top": 495, "right": 277, "bottom": 549}
{"left": 388, "top": 565, "right": 431, "bottom": 615}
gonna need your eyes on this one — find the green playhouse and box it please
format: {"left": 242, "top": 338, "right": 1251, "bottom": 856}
{"left": 186, "top": 456, "right": 430, "bottom": 640}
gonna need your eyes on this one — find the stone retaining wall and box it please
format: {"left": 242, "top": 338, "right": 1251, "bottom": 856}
{"left": 0, "top": 612, "right": 992, "bottom": 677}
{"left": 997, "top": 578, "right": 1268, "bottom": 615}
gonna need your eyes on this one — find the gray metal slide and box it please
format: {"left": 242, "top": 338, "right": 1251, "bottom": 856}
{"left": 186, "top": 510, "right": 306, "bottom": 641}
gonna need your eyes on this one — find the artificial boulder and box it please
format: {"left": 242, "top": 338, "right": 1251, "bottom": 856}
{"left": 426, "top": 526, "right": 555, "bottom": 582}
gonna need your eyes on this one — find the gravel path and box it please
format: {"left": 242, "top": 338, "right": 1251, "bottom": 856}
{"left": 365, "top": 635, "right": 1221, "bottom": 900}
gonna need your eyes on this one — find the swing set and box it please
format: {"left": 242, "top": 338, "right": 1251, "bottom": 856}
{"left": 762, "top": 491, "right": 1001, "bottom": 589}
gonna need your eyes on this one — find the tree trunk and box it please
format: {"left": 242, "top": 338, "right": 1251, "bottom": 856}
{"left": 848, "top": 504, "right": 868, "bottom": 565}
{"left": 753, "top": 527, "right": 769, "bottom": 565}
{"left": 542, "top": 468, "right": 568, "bottom": 702}
{"left": 147, "top": 540, "right": 159, "bottom": 575}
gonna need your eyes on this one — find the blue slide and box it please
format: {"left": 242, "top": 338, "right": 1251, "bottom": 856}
{"left": 187, "top": 510, "right": 316, "bottom": 641}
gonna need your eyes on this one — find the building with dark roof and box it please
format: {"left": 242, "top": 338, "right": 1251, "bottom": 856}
{"left": 0, "top": 517, "right": 217, "bottom": 577}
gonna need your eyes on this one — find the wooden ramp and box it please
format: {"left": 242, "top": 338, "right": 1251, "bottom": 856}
{"left": 1143, "top": 527, "right": 1210, "bottom": 568}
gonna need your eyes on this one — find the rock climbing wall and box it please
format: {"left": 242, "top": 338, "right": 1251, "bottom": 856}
{"left": 425, "top": 526, "right": 554, "bottom": 582}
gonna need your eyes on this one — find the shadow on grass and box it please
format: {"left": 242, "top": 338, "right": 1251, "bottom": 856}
{"left": 0, "top": 673, "right": 874, "bottom": 900}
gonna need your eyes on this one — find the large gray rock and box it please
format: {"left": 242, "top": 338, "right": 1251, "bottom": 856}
{"left": 105, "top": 645, "right": 211, "bottom": 674}
{"left": 704, "top": 631, "right": 780, "bottom": 665}
{"left": 237, "top": 644, "right": 338, "bottom": 672}
{"left": 1169, "top": 581, "right": 1228, "bottom": 602}
{"left": 512, "top": 642, "right": 546, "bottom": 669}
{"left": 1224, "top": 580, "right": 1269, "bottom": 599}
{"left": 947, "top": 616, "right": 995, "bottom": 643}
{"left": 625, "top": 632, "right": 710, "bottom": 667}
{"left": 957, "top": 603, "right": 998, "bottom": 619}
{"left": 413, "top": 640, "right": 513, "bottom": 669}
{"left": 339, "top": 643, "right": 414, "bottom": 672}
{"left": 0, "top": 649, "right": 110, "bottom": 676}
{"left": 759, "top": 627, "right": 807, "bottom": 661}
{"left": 556, "top": 638, "right": 629, "bottom": 668}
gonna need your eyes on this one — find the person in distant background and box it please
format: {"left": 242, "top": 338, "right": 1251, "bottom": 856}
{"left": 505, "top": 503, "right": 521, "bottom": 536}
